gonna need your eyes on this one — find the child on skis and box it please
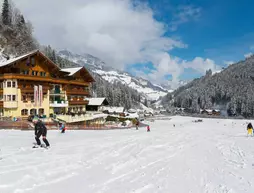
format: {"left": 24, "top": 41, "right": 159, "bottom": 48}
{"left": 34, "top": 119, "right": 50, "bottom": 148}
{"left": 59, "top": 122, "right": 66, "bottom": 133}
{"left": 247, "top": 122, "right": 253, "bottom": 136}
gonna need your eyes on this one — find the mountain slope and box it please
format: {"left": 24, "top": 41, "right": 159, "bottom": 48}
{"left": 58, "top": 50, "right": 168, "bottom": 101}
{"left": 161, "top": 56, "right": 254, "bottom": 117}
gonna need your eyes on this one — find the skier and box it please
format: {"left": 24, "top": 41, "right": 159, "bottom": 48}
{"left": 147, "top": 125, "right": 150, "bottom": 132}
{"left": 247, "top": 122, "right": 253, "bottom": 137}
{"left": 34, "top": 119, "right": 50, "bottom": 148}
{"left": 136, "top": 118, "right": 139, "bottom": 130}
{"left": 59, "top": 122, "right": 66, "bottom": 133}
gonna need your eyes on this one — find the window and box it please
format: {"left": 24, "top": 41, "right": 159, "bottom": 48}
{"left": 22, "top": 95, "right": 27, "bottom": 101}
{"left": 21, "top": 109, "right": 28, "bottom": 116}
{"left": 31, "top": 57, "right": 35, "bottom": 66}
{"left": 12, "top": 81, "right": 16, "bottom": 88}
{"left": 22, "top": 84, "right": 26, "bottom": 88}
{"left": 7, "top": 95, "right": 11, "bottom": 101}
{"left": 12, "top": 95, "right": 16, "bottom": 101}
{"left": 26, "top": 58, "right": 30, "bottom": 66}
{"left": 7, "top": 81, "right": 11, "bottom": 87}
{"left": 32, "top": 71, "right": 38, "bottom": 76}
{"left": 22, "top": 70, "right": 29, "bottom": 75}
{"left": 40, "top": 72, "right": 46, "bottom": 77}
{"left": 31, "top": 95, "right": 34, "bottom": 102}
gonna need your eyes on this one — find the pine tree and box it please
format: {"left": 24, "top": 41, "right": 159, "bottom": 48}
{"left": 144, "top": 98, "right": 148, "bottom": 107}
{"left": 17, "top": 14, "right": 25, "bottom": 29}
{"left": 2, "top": 0, "right": 11, "bottom": 25}
{"left": 52, "top": 50, "right": 57, "bottom": 63}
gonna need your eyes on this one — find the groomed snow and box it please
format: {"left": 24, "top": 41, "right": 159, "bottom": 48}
{"left": 0, "top": 116, "right": 254, "bottom": 193}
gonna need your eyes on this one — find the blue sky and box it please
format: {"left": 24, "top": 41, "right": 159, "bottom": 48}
{"left": 128, "top": 0, "right": 254, "bottom": 81}
{"left": 14, "top": 0, "right": 254, "bottom": 84}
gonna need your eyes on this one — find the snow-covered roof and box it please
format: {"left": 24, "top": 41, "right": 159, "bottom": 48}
{"left": 0, "top": 50, "right": 38, "bottom": 68}
{"left": 87, "top": 98, "right": 108, "bottom": 106}
{"left": 103, "top": 106, "right": 124, "bottom": 113}
{"left": 61, "top": 67, "right": 83, "bottom": 76}
{"left": 128, "top": 109, "right": 137, "bottom": 113}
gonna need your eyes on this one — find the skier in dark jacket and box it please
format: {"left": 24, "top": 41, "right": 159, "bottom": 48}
{"left": 34, "top": 119, "right": 50, "bottom": 148}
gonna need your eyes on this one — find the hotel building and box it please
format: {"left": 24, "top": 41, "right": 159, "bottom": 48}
{"left": 0, "top": 50, "right": 94, "bottom": 118}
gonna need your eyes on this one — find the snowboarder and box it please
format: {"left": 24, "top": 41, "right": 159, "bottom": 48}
{"left": 247, "top": 122, "right": 253, "bottom": 137}
{"left": 147, "top": 125, "right": 150, "bottom": 132}
{"left": 59, "top": 122, "right": 66, "bottom": 133}
{"left": 136, "top": 118, "right": 139, "bottom": 130}
{"left": 34, "top": 119, "right": 50, "bottom": 148}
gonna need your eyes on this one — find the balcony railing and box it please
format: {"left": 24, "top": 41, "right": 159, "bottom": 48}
{"left": 66, "top": 89, "right": 90, "bottom": 96}
{"left": 68, "top": 99, "right": 89, "bottom": 106}
{"left": 49, "top": 101, "right": 69, "bottom": 107}
{"left": 0, "top": 74, "right": 90, "bottom": 86}
{"left": 4, "top": 101, "right": 18, "bottom": 108}
{"left": 19, "top": 87, "right": 49, "bottom": 94}
{"left": 49, "top": 90, "right": 65, "bottom": 95}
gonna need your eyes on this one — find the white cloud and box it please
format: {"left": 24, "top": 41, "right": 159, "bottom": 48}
{"left": 170, "top": 5, "right": 201, "bottom": 31}
{"left": 11, "top": 0, "right": 186, "bottom": 71}
{"left": 3, "top": 0, "right": 216, "bottom": 84}
{"left": 133, "top": 53, "right": 220, "bottom": 86}
{"left": 244, "top": 52, "right": 253, "bottom": 58}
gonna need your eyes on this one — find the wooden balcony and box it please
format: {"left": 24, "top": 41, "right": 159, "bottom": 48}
{"left": 0, "top": 101, "right": 3, "bottom": 108}
{"left": 68, "top": 99, "right": 89, "bottom": 106}
{"left": 0, "top": 74, "right": 90, "bottom": 86}
{"left": 0, "top": 89, "right": 3, "bottom": 94}
{"left": 66, "top": 89, "right": 90, "bottom": 96}
{"left": 19, "top": 87, "right": 49, "bottom": 94}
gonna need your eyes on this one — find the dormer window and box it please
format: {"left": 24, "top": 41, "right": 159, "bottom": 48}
{"left": 26, "top": 58, "right": 30, "bottom": 66}
{"left": 31, "top": 57, "right": 35, "bottom": 66}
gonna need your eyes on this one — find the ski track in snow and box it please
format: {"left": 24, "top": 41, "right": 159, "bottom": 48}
{"left": 0, "top": 116, "right": 254, "bottom": 193}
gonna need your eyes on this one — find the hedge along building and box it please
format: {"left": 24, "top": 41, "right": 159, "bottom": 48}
{"left": 0, "top": 50, "right": 95, "bottom": 118}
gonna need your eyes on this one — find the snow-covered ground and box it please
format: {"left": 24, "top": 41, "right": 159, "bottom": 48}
{"left": 1, "top": 116, "right": 254, "bottom": 193}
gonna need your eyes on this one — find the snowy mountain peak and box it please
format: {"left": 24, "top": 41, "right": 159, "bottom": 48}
{"left": 58, "top": 50, "right": 169, "bottom": 101}
{"left": 59, "top": 50, "right": 106, "bottom": 70}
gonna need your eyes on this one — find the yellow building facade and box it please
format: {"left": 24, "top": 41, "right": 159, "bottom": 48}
{"left": 0, "top": 50, "right": 94, "bottom": 119}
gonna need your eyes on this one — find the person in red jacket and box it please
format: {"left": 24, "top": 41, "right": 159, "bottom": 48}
{"left": 147, "top": 125, "right": 150, "bottom": 132}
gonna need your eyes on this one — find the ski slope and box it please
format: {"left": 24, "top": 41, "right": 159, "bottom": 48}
{"left": 0, "top": 116, "right": 254, "bottom": 193}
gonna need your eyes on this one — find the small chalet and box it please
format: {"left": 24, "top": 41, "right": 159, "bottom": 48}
{"left": 212, "top": 109, "right": 221, "bottom": 115}
{"left": 86, "top": 98, "right": 109, "bottom": 111}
